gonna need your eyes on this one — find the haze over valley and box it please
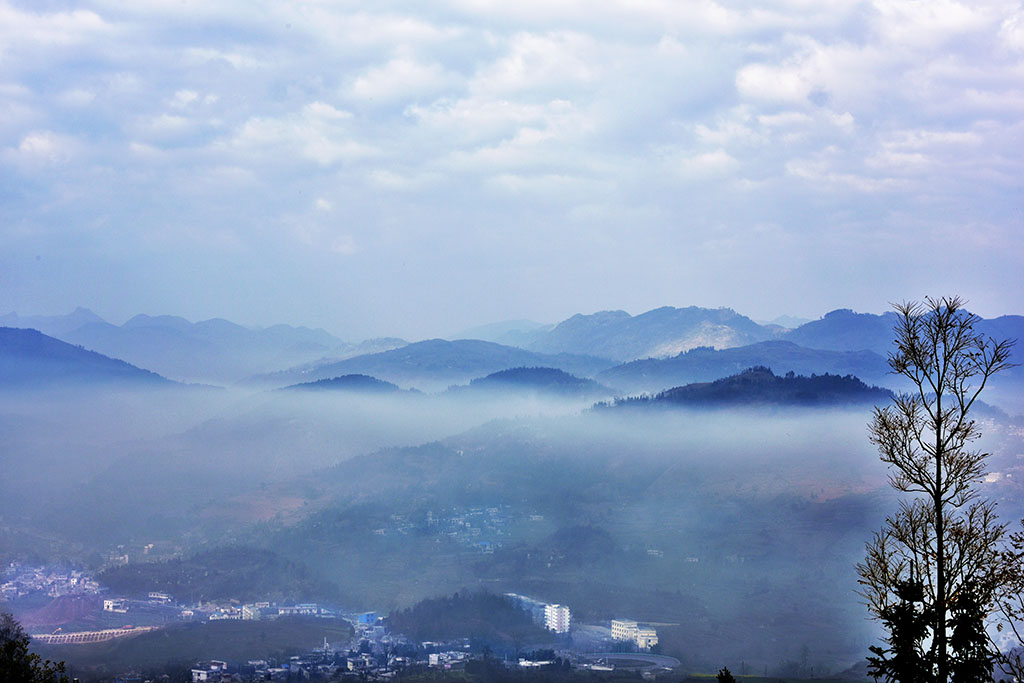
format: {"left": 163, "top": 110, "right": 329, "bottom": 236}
{"left": 3, "top": 302, "right": 1024, "bottom": 678}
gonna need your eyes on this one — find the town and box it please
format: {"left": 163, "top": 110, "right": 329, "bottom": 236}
{"left": 3, "top": 562, "right": 672, "bottom": 681}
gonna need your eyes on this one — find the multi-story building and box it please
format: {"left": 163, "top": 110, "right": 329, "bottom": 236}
{"left": 611, "top": 619, "right": 658, "bottom": 650}
{"left": 636, "top": 628, "right": 659, "bottom": 650}
{"left": 610, "top": 619, "right": 638, "bottom": 641}
{"left": 544, "top": 603, "right": 571, "bottom": 633}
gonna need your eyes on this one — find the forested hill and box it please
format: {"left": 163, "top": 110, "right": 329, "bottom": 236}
{"left": 0, "top": 327, "right": 173, "bottom": 387}
{"left": 454, "top": 366, "right": 612, "bottom": 396}
{"left": 283, "top": 373, "right": 405, "bottom": 393}
{"left": 611, "top": 366, "right": 892, "bottom": 408}
{"left": 387, "top": 591, "right": 550, "bottom": 644}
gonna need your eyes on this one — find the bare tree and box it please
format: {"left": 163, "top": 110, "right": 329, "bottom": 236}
{"left": 994, "top": 525, "right": 1024, "bottom": 681}
{"left": 857, "top": 296, "right": 1015, "bottom": 683}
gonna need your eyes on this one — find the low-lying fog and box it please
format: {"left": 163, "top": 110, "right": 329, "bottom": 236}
{"left": 2, "top": 381, "right": 1022, "bottom": 674}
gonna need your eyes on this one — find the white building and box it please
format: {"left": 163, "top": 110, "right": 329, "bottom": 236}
{"left": 636, "top": 628, "right": 659, "bottom": 650}
{"left": 102, "top": 599, "right": 128, "bottom": 613}
{"left": 544, "top": 603, "right": 570, "bottom": 633}
{"left": 610, "top": 619, "right": 638, "bottom": 641}
{"left": 611, "top": 619, "right": 658, "bottom": 650}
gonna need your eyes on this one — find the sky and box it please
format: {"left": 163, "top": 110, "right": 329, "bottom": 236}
{"left": 1, "top": 0, "right": 1023, "bottom": 340}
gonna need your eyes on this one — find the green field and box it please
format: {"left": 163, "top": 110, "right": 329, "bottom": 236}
{"left": 32, "top": 616, "right": 353, "bottom": 676}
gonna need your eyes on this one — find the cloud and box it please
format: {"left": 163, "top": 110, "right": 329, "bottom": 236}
{"left": 0, "top": 4, "right": 110, "bottom": 52}
{"left": 216, "top": 102, "right": 377, "bottom": 167}
{"left": 6, "top": 130, "right": 79, "bottom": 167}
{"left": 350, "top": 58, "right": 458, "bottom": 103}
{"left": 2, "top": 1, "right": 1023, "bottom": 336}
{"left": 674, "top": 149, "right": 740, "bottom": 180}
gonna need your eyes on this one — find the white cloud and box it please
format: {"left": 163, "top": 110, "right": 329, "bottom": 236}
{"left": 294, "top": 10, "right": 462, "bottom": 50}
{"left": 182, "top": 47, "right": 263, "bottom": 69}
{"left": 7, "top": 130, "right": 78, "bottom": 166}
{"left": 1000, "top": 9, "right": 1024, "bottom": 51}
{"left": 330, "top": 234, "right": 357, "bottom": 255}
{"left": 216, "top": 102, "right": 377, "bottom": 167}
{"left": 736, "top": 62, "right": 812, "bottom": 103}
{"left": 674, "top": 149, "right": 740, "bottom": 179}
{"left": 350, "top": 58, "right": 458, "bottom": 103}
{"left": 0, "top": 4, "right": 110, "bottom": 53}
{"left": 470, "top": 31, "right": 602, "bottom": 96}
{"left": 871, "top": 0, "right": 993, "bottom": 49}
{"left": 170, "top": 90, "right": 199, "bottom": 108}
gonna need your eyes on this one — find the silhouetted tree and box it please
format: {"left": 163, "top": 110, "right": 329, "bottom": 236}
{"left": 0, "top": 613, "right": 70, "bottom": 683}
{"left": 867, "top": 580, "right": 934, "bottom": 683}
{"left": 857, "top": 296, "right": 1016, "bottom": 683}
{"left": 948, "top": 582, "right": 994, "bottom": 683}
{"left": 716, "top": 666, "right": 736, "bottom": 683}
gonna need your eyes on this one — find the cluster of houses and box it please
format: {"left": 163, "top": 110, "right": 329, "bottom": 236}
{"left": 185, "top": 601, "right": 336, "bottom": 622}
{"left": 1, "top": 563, "right": 100, "bottom": 600}
{"left": 370, "top": 505, "right": 536, "bottom": 555}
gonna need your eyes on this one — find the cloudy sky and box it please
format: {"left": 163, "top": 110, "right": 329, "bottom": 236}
{"left": 1, "top": 0, "right": 1022, "bottom": 339}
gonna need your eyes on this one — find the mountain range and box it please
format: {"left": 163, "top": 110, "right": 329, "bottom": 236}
{"left": 508, "top": 306, "right": 1024, "bottom": 366}
{"left": 0, "top": 327, "right": 172, "bottom": 387}
{"left": 597, "top": 340, "right": 892, "bottom": 394}
{"left": 519, "top": 306, "right": 776, "bottom": 361}
{"left": 4, "top": 305, "right": 1022, "bottom": 401}
{"left": 247, "top": 339, "right": 615, "bottom": 392}
{"left": 0, "top": 308, "right": 405, "bottom": 384}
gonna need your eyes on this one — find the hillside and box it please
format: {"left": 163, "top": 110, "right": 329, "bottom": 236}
{"left": 388, "top": 591, "right": 551, "bottom": 645}
{"left": 597, "top": 340, "right": 890, "bottom": 394}
{"left": 248, "top": 339, "right": 615, "bottom": 391}
{"left": 782, "top": 309, "right": 901, "bottom": 355}
{"left": 611, "top": 367, "right": 892, "bottom": 408}
{"left": 99, "top": 546, "right": 344, "bottom": 604}
{"left": 0, "top": 327, "right": 172, "bottom": 387}
{"left": 524, "top": 306, "right": 776, "bottom": 361}
{"left": 451, "top": 367, "right": 612, "bottom": 397}
{"left": 284, "top": 373, "right": 404, "bottom": 393}
{"left": 783, "top": 308, "right": 1024, "bottom": 357}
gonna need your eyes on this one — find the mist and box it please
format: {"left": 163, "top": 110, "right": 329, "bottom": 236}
{"left": 0, "top": 378, "right": 907, "bottom": 671}
{"left": 3, "top": 343, "right": 1023, "bottom": 679}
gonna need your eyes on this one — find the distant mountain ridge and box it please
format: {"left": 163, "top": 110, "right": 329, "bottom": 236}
{"left": 523, "top": 306, "right": 777, "bottom": 361}
{"left": 0, "top": 308, "right": 407, "bottom": 385}
{"left": 597, "top": 340, "right": 891, "bottom": 395}
{"left": 247, "top": 339, "right": 616, "bottom": 392}
{"left": 451, "top": 319, "right": 553, "bottom": 346}
{"left": 0, "top": 327, "right": 173, "bottom": 387}
{"left": 780, "top": 308, "right": 1024, "bottom": 357}
{"left": 0, "top": 307, "right": 106, "bottom": 338}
